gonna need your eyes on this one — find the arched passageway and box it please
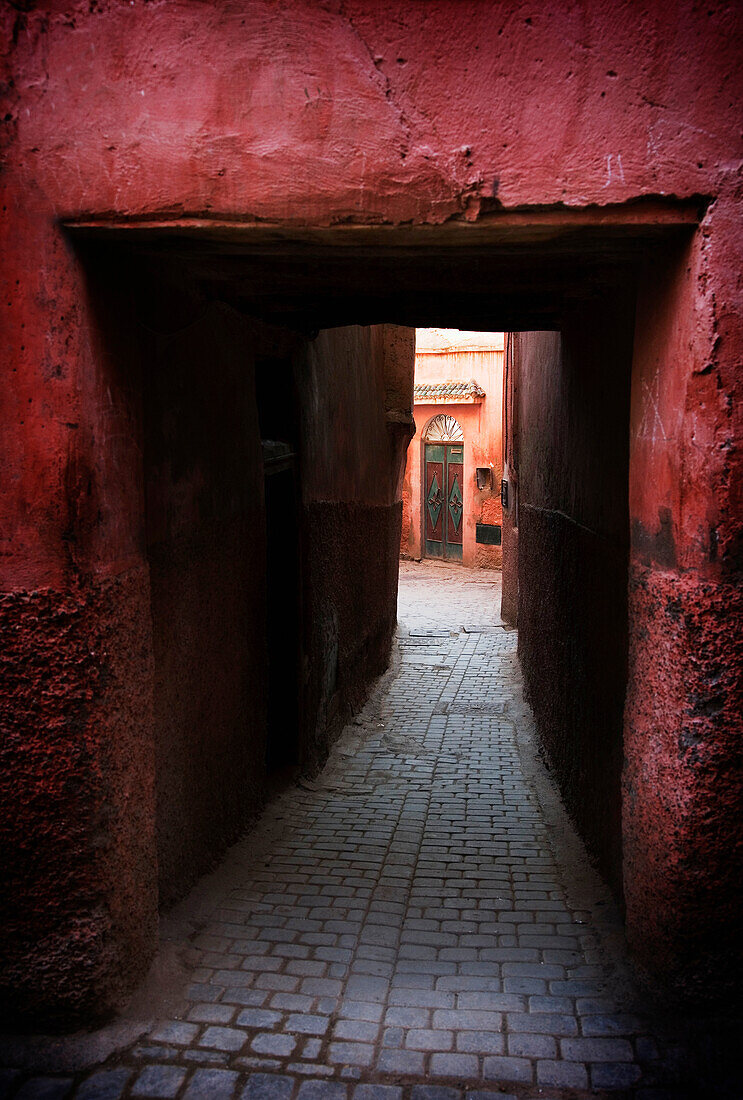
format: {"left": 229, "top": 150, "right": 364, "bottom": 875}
{"left": 2, "top": 8, "right": 741, "bottom": 1096}
{"left": 4, "top": 206, "right": 739, "bottom": 1035}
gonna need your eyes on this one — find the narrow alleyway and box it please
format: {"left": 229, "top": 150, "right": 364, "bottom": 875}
{"left": 3, "top": 564, "right": 696, "bottom": 1099}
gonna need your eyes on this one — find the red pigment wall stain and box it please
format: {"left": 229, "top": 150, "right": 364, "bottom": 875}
{"left": 0, "top": 573, "right": 157, "bottom": 1028}
{"left": 623, "top": 569, "right": 743, "bottom": 1002}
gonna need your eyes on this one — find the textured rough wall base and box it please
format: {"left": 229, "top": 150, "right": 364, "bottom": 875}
{"left": 304, "top": 501, "right": 401, "bottom": 769}
{"left": 0, "top": 570, "right": 157, "bottom": 1030}
{"left": 475, "top": 545, "right": 502, "bottom": 570}
{"left": 623, "top": 567, "right": 743, "bottom": 1002}
{"left": 500, "top": 522, "right": 518, "bottom": 625}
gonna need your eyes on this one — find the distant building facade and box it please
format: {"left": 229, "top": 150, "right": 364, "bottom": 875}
{"left": 401, "top": 330, "right": 504, "bottom": 569}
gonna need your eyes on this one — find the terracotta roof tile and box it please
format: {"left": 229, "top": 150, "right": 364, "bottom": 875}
{"left": 413, "top": 379, "right": 486, "bottom": 402}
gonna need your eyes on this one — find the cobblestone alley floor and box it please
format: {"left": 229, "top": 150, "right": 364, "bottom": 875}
{"left": 1, "top": 563, "right": 711, "bottom": 1100}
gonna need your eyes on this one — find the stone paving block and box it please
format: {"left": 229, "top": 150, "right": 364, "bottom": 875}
{"left": 581, "top": 1013, "right": 644, "bottom": 1036}
{"left": 199, "top": 1026, "right": 248, "bottom": 1052}
{"left": 296, "top": 1082, "right": 348, "bottom": 1100}
{"left": 183, "top": 1069, "right": 239, "bottom": 1099}
{"left": 223, "top": 989, "right": 270, "bottom": 1006}
{"left": 561, "top": 1036, "right": 634, "bottom": 1062}
{"left": 334, "top": 1019, "right": 379, "bottom": 1042}
{"left": 235, "top": 1058, "right": 282, "bottom": 1073}
{"left": 241, "top": 957, "right": 283, "bottom": 973}
{"left": 411, "top": 1088, "right": 460, "bottom": 1100}
{"left": 339, "top": 1001, "right": 384, "bottom": 1022}
{"left": 382, "top": 1027, "right": 404, "bottom": 1048}
{"left": 344, "top": 977, "right": 388, "bottom": 1002}
{"left": 252, "top": 1033, "right": 298, "bottom": 1056}
{"left": 150, "top": 1021, "right": 200, "bottom": 1046}
{"left": 481, "top": 1056, "right": 533, "bottom": 1085}
{"left": 271, "top": 993, "right": 315, "bottom": 1013}
{"left": 506, "top": 1012, "right": 578, "bottom": 1036}
{"left": 455, "top": 1032, "right": 504, "bottom": 1055}
{"left": 429, "top": 1053, "right": 479, "bottom": 1078}
{"left": 188, "top": 1003, "right": 236, "bottom": 1024}
{"left": 536, "top": 1060, "right": 588, "bottom": 1089}
{"left": 15, "top": 1081, "right": 73, "bottom": 1100}
{"left": 465, "top": 1092, "right": 517, "bottom": 1100}
{"left": 236, "top": 1008, "right": 282, "bottom": 1029}
{"left": 405, "top": 1029, "right": 454, "bottom": 1051}
{"left": 187, "top": 982, "right": 224, "bottom": 1002}
{"left": 301, "top": 979, "right": 344, "bottom": 998}
{"left": 132, "top": 1046, "right": 178, "bottom": 1062}
{"left": 507, "top": 1032, "right": 556, "bottom": 1059}
{"left": 389, "top": 990, "right": 454, "bottom": 1009}
{"left": 285, "top": 1014, "right": 331, "bottom": 1035}
{"left": 436, "top": 978, "right": 506, "bottom": 995}
{"left": 131, "top": 1065, "right": 188, "bottom": 1098}
{"left": 432, "top": 1010, "right": 502, "bottom": 1031}
{"left": 591, "top": 1062, "right": 643, "bottom": 1088}
{"left": 216, "top": 970, "right": 254, "bottom": 986}
{"left": 377, "top": 1050, "right": 426, "bottom": 1076}
{"left": 241, "top": 1074, "right": 295, "bottom": 1100}
{"left": 502, "top": 977, "right": 547, "bottom": 995}
{"left": 353, "top": 1087, "right": 403, "bottom": 1100}
{"left": 328, "top": 1043, "right": 375, "bottom": 1066}
{"left": 455, "top": 993, "right": 516, "bottom": 1011}
{"left": 183, "top": 1050, "right": 231, "bottom": 1066}
{"left": 527, "top": 995, "right": 574, "bottom": 1014}
{"left": 256, "top": 974, "right": 302, "bottom": 993}
{"left": 75, "top": 1069, "right": 132, "bottom": 1100}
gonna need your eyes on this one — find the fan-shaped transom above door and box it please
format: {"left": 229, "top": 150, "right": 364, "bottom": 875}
{"left": 423, "top": 413, "right": 464, "bottom": 443}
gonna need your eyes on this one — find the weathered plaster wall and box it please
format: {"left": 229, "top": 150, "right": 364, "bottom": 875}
{"left": 299, "top": 326, "right": 415, "bottom": 765}
{"left": 0, "top": 245, "right": 159, "bottom": 1029}
{"left": 623, "top": 236, "right": 743, "bottom": 1002}
{"left": 513, "top": 307, "right": 634, "bottom": 899}
{"left": 1, "top": 0, "right": 741, "bottom": 1017}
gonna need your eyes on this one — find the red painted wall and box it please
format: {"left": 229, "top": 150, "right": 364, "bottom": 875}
{"left": 299, "top": 325, "right": 415, "bottom": 762}
{"left": 623, "top": 237, "right": 743, "bottom": 1001}
{"left": 1, "top": 0, "right": 741, "bottom": 1018}
{"left": 510, "top": 303, "right": 634, "bottom": 901}
{"left": 401, "top": 331, "right": 504, "bottom": 568}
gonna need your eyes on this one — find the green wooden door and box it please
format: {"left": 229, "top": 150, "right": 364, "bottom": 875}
{"left": 425, "top": 442, "right": 464, "bottom": 561}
